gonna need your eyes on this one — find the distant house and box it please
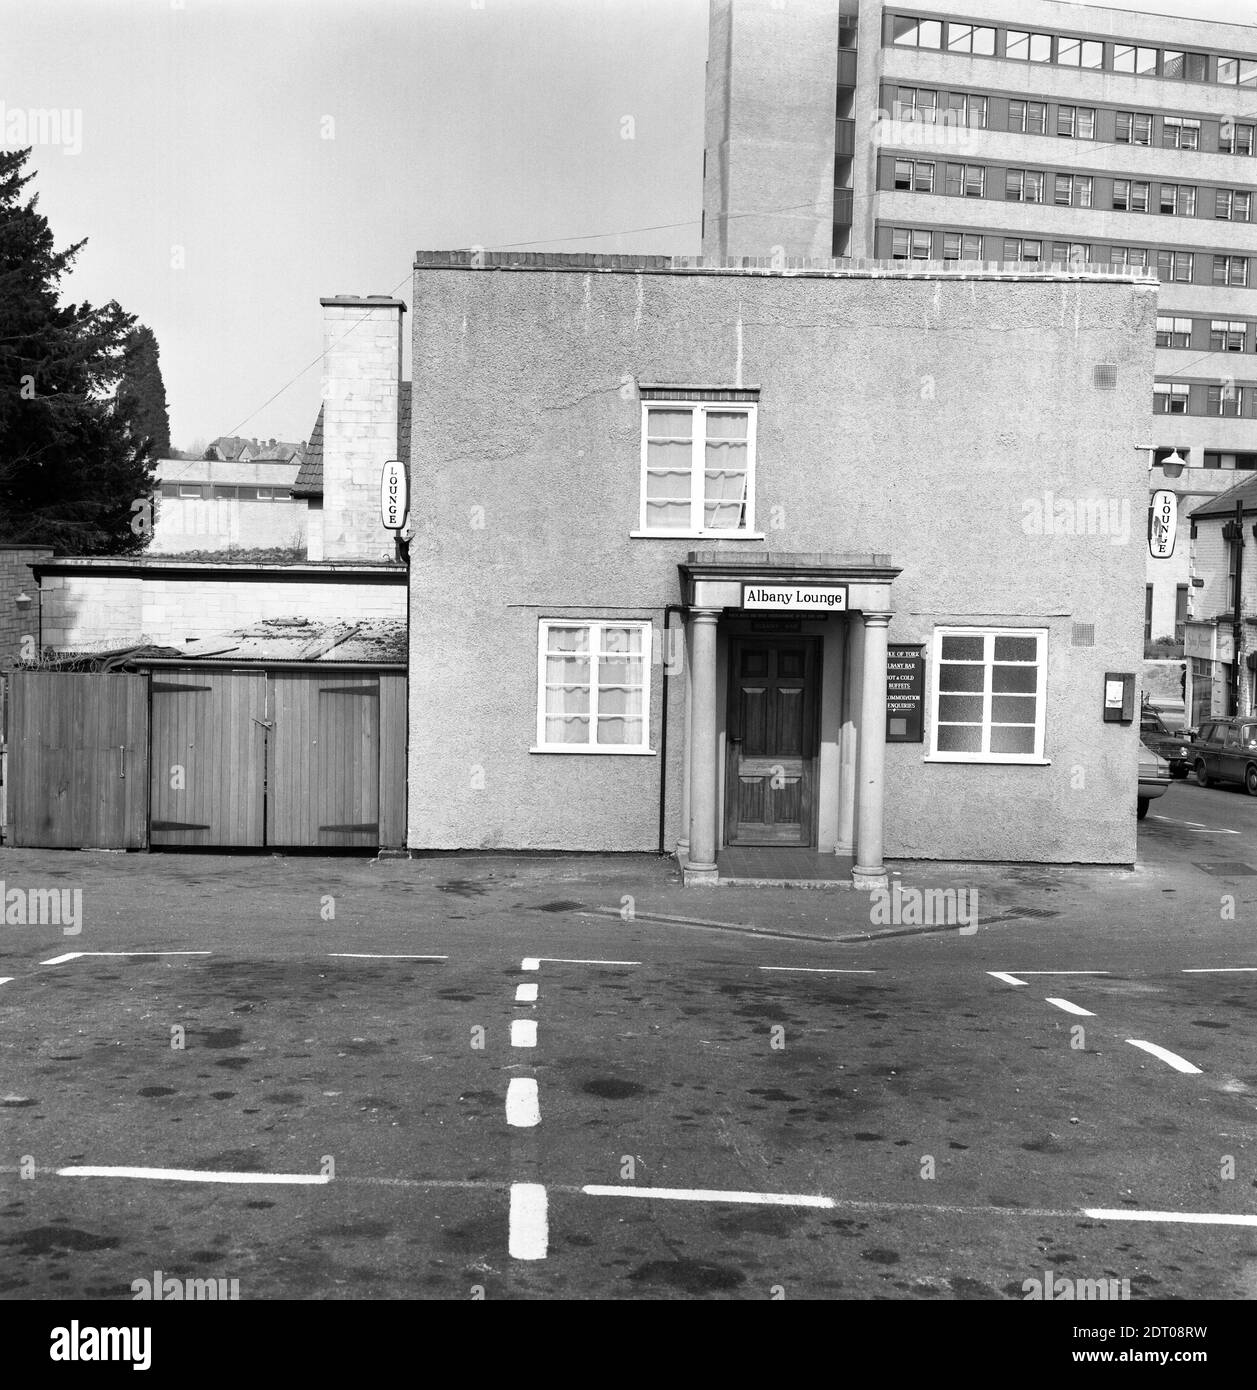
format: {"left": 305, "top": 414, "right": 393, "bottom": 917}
{"left": 150, "top": 456, "right": 307, "bottom": 555}
{"left": 205, "top": 435, "right": 306, "bottom": 464}
{"left": 1186, "top": 477, "right": 1257, "bottom": 720}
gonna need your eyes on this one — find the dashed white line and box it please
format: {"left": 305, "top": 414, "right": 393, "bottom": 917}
{"left": 57, "top": 1166, "right": 330, "bottom": 1185}
{"left": 988, "top": 972, "right": 1026, "bottom": 986}
{"left": 508, "top": 1183, "right": 548, "bottom": 1260}
{"left": 1045, "top": 998, "right": 1095, "bottom": 1017}
{"left": 1125, "top": 1040, "right": 1202, "bottom": 1074}
{"left": 1085, "top": 1208, "right": 1257, "bottom": 1227}
{"left": 583, "top": 1185, "right": 834, "bottom": 1208}
{"left": 759, "top": 967, "right": 876, "bottom": 974}
{"left": 506, "top": 1078, "right": 540, "bottom": 1128}
{"left": 328, "top": 953, "right": 447, "bottom": 960}
{"left": 1183, "top": 967, "right": 1257, "bottom": 974}
{"left": 515, "top": 983, "right": 538, "bottom": 1002}
{"left": 511, "top": 1019, "right": 537, "bottom": 1048}
{"left": 533, "top": 957, "right": 641, "bottom": 967}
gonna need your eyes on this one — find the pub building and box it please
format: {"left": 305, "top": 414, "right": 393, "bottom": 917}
{"left": 404, "top": 251, "right": 1155, "bottom": 887}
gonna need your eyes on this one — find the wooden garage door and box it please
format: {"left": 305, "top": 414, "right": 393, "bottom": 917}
{"left": 149, "top": 671, "right": 267, "bottom": 846}
{"left": 266, "top": 672, "right": 382, "bottom": 847}
{"left": 9, "top": 672, "right": 149, "bottom": 849}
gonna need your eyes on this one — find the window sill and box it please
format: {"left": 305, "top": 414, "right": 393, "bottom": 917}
{"left": 530, "top": 746, "right": 657, "bottom": 756}
{"left": 922, "top": 755, "right": 1051, "bottom": 766}
{"left": 630, "top": 530, "right": 765, "bottom": 541}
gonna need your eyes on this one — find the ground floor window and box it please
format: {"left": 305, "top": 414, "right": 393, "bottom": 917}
{"left": 928, "top": 627, "right": 1047, "bottom": 761}
{"left": 535, "top": 620, "right": 651, "bottom": 752}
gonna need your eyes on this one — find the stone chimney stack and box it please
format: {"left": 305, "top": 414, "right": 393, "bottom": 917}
{"left": 319, "top": 294, "right": 406, "bottom": 560}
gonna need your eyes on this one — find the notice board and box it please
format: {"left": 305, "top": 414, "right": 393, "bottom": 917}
{"left": 887, "top": 644, "right": 925, "bottom": 743}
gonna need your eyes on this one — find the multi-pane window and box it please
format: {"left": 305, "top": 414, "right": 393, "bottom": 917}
{"left": 1159, "top": 184, "right": 1196, "bottom": 216}
{"left": 945, "top": 22, "right": 995, "bottom": 56}
{"left": 1217, "top": 190, "right": 1254, "bottom": 222}
{"left": 1079, "top": 39, "right": 1104, "bottom": 69}
{"left": 1207, "top": 383, "right": 1243, "bottom": 416}
{"left": 640, "top": 403, "right": 755, "bottom": 534}
{"left": 1113, "top": 44, "right": 1157, "bottom": 75}
{"left": 1002, "top": 237, "right": 1042, "bottom": 261}
{"left": 1056, "top": 105, "right": 1095, "bottom": 139}
{"left": 1007, "top": 99, "right": 1047, "bottom": 135}
{"left": 1213, "top": 255, "right": 1249, "bottom": 286}
{"left": 930, "top": 629, "right": 1047, "bottom": 762}
{"left": 945, "top": 163, "right": 984, "bottom": 197}
{"left": 1157, "top": 249, "right": 1194, "bottom": 282}
{"left": 1220, "top": 122, "right": 1256, "bottom": 156}
{"left": 1113, "top": 179, "right": 1150, "bottom": 212}
{"left": 1050, "top": 241, "right": 1091, "bottom": 263}
{"left": 1006, "top": 169, "right": 1045, "bottom": 203}
{"left": 1217, "top": 57, "right": 1257, "bottom": 87}
{"left": 895, "top": 87, "right": 937, "bottom": 122}
{"left": 1209, "top": 320, "right": 1247, "bottom": 352}
{"left": 891, "top": 227, "right": 933, "bottom": 260}
{"left": 1156, "top": 315, "right": 1192, "bottom": 348}
{"left": 944, "top": 92, "right": 987, "bottom": 128}
{"left": 1162, "top": 52, "right": 1207, "bottom": 81}
{"left": 536, "top": 621, "right": 651, "bottom": 752}
{"left": 1054, "top": 174, "right": 1092, "bottom": 207}
{"left": 1154, "top": 383, "right": 1190, "bottom": 414}
{"left": 1006, "top": 31, "right": 1051, "bottom": 63}
{"left": 1162, "top": 116, "right": 1200, "bottom": 150}
{"left": 892, "top": 17, "right": 942, "bottom": 48}
{"left": 1110, "top": 246, "right": 1149, "bottom": 269}
{"left": 1115, "top": 111, "right": 1152, "bottom": 146}
{"left": 942, "top": 231, "right": 983, "bottom": 260}
{"left": 893, "top": 158, "right": 934, "bottom": 192}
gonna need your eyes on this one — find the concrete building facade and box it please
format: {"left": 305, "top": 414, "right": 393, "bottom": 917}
{"left": 407, "top": 250, "right": 1156, "bottom": 882}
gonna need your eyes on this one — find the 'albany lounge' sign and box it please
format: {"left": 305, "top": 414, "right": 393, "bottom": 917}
{"left": 742, "top": 583, "right": 848, "bottom": 612}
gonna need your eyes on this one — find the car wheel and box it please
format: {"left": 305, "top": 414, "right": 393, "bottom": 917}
{"left": 1246, "top": 765, "right": 1257, "bottom": 798}
{"left": 1196, "top": 759, "right": 1211, "bottom": 788}
{"left": 1137, "top": 798, "right": 1149, "bottom": 819}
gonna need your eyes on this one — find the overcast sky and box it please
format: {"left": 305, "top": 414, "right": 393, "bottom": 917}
{"left": 0, "top": 0, "right": 1249, "bottom": 450}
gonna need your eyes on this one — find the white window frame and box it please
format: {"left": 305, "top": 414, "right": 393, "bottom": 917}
{"left": 926, "top": 627, "right": 1049, "bottom": 765}
{"left": 635, "top": 400, "right": 758, "bottom": 538}
{"left": 1156, "top": 315, "right": 1192, "bottom": 348}
{"left": 533, "top": 619, "right": 654, "bottom": 755}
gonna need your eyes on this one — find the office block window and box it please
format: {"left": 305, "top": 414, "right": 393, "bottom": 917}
{"left": 1050, "top": 241, "right": 1091, "bottom": 263}
{"left": 942, "top": 232, "right": 984, "bottom": 260}
{"left": 930, "top": 628, "right": 1047, "bottom": 762}
{"left": 1002, "top": 237, "right": 1042, "bottom": 261}
{"left": 1113, "top": 179, "right": 1150, "bottom": 212}
{"left": 1213, "top": 255, "right": 1249, "bottom": 286}
{"left": 640, "top": 402, "right": 755, "bottom": 535}
{"left": 1153, "top": 383, "right": 1190, "bottom": 414}
{"left": 1216, "top": 190, "right": 1254, "bottom": 222}
{"left": 1006, "top": 169, "right": 1045, "bottom": 203}
{"left": 945, "top": 163, "right": 985, "bottom": 197}
{"left": 1115, "top": 111, "right": 1153, "bottom": 146}
{"left": 1054, "top": 174, "right": 1093, "bottom": 207}
{"left": 945, "top": 22, "right": 995, "bottom": 55}
{"left": 892, "top": 17, "right": 942, "bottom": 48}
{"left": 1162, "top": 116, "right": 1201, "bottom": 150}
{"left": 895, "top": 87, "right": 938, "bottom": 121}
{"left": 1113, "top": 45, "right": 1157, "bottom": 75}
{"left": 1159, "top": 184, "right": 1196, "bottom": 216}
{"left": 1209, "top": 320, "right": 1247, "bottom": 351}
{"left": 536, "top": 621, "right": 651, "bottom": 753}
{"left": 1217, "top": 57, "right": 1257, "bottom": 87}
{"left": 1157, "top": 250, "right": 1194, "bottom": 282}
{"left": 1156, "top": 315, "right": 1192, "bottom": 348}
{"left": 1008, "top": 99, "right": 1047, "bottom": 135}
{"left": 1220, "top": 121, "right": 1256, "bottom": 156}
{"left": 1006, "top": 31, "right": 1052, "bottom": 63}
{"left": 1056, "top": 105, "right": 1096, "bottom": 139}
{"left": 944, "top": 92, "right": 987, "bottom": 128}
{"left": 891, "top": 227, "right": 933, "bottom": 260}
{"left": 1207, "top": 383, "right": 1243, "bottom": 416}
{"left": 893, "top": 158, "right": 934, "bottom": 192}
{"left": 1110, "top": 246, "right": 1149, "bottom": 268}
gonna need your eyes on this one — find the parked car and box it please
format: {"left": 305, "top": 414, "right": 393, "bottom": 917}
{"left": 1190, "top": 717, "right": 1257, "bottom": 796}
{"left": 1137, "top": 743, "right": 1172, "bottom": 819}
{"left": 1140, "top": 707, "right": 1192, "bottom": 779}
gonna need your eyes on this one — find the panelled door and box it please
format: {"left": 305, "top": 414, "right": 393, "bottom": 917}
{"left": 724, "top": 639, "right": 819, "bottom": 846}
{"left": 9, "top": 672, "right": 149, "bottom": 849}
{"left": 149, "top": 671, "right": 267, "bottom": 846}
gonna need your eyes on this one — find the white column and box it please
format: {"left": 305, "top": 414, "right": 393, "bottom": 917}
{"left": 677, "top": 621, "right": 692, "bottom": 862}
{"left": 853, "top": 612, "right": 890, "bottom": 891}
{"left": 837, "top": 613, "right": 860, "bottom": 856}
{"left": 684, "top": 608, "right": 721, "bottom": 886}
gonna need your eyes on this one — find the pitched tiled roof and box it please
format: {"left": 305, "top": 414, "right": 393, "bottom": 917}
{"left": 1189, "top": 475, "right": 1257, "bottom": 521}
{"left": 291, "top": 386, "right": 410, "bottom": 499}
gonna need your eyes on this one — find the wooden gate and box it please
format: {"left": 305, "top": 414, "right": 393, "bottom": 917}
{"left": 8, "top": 672, "right": 149, "bottom": 848}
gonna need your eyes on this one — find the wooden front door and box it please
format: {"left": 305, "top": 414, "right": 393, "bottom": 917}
{"left": 724, "top": 639, "right": 818, "bottom": 846}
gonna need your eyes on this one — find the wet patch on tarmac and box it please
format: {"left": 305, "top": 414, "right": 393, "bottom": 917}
{"left": 627, "top": 1258, "right": 745, "bottom": 1293}
{"left": 582, "top": 1078, "right": 647, "bottom": 1100}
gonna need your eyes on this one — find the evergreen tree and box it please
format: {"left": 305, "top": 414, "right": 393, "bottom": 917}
{"left": 117, "top": 325, "right": 171, "bottom": 462}
{"left": 0, "top": 147, "right": 155, "bottom": 553}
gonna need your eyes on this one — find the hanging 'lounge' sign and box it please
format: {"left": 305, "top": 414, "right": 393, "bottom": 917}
{"left": 742, "top": 583, "right": 848, "bottom": 612}
{"left": 1148, "top": 489, "right": 1177, "bottom": 560}
{"left": 380, "top": 460, "right": 408, "bottom": 531}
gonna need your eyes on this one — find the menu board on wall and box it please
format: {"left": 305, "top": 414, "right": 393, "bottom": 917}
{"left": 886, "top": 644, "right": 925, "bottom": 743}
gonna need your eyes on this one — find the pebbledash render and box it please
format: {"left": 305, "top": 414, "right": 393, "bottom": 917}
{"left": 405, "top": 250, "right": 1156, "bottom": 886}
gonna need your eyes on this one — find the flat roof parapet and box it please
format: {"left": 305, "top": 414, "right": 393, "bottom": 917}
{"left": 413, "top": 250, "right": 1156, "bottom": 284}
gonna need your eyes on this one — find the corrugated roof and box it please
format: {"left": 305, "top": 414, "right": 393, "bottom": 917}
{"left": 153, "top": 619, "right": 406, "bottom": 665}
{"left": 1189, "top": 475, "right": 1257, "bottom": 520}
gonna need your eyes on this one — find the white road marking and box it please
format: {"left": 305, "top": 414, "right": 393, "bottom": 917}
{"left": 328, "top": 953, "right": 447, "bottom": 960}
{"left": 988, "top": 972, "right": 1026, "bottom": 986}
{"left": 1045, "top": 998, "right": 1095, "bottom": 1017}
{"left": 42, "top": 951, "right": 211, "bottom": 965}
{"left": 1015, "top": 971, "right": 1110, "bottom": 976}
{"left": 508, "top": 1182, "right": 548, "bottom": 1259}
{"left": 506, "top": 1078, "right": 540, "bottom": 1128}
{"left": 533, "top": 957, "right": 641, "bottom": 967}
{"left": 521, "top": 958, "right": 540, "bottom": 971}
{"left": 1125, "top": 1040, "right": 1202, "bottom": 1074}
{"left": 515, "top": 983, "right": 539, "bottom": 1002}
{"left": 511, "top": 1019, "right": 537, "bottom": 1048}
{"left": 40, "top": 953, "right": 83, "bottom": 965}
{"left": 1148, "top": 816, "right": 1240, "bottom": 834}
{"left": 1085, "top": 1208, "right": 1257, "bottom": 1227}
{"left": 582, "top": 1185, "right": 835, "bottom": 1208}
{"left": 57, "top": 1166, "right": 330, "bottom": 1185}
{"left": 1183, "top": 968, "right": 1257, "bottom": 973}
{"left": 0, "top": 978, "right": 12, "bottom": 986}
{"left": 758, "top": 967, "right": 876, "bottom": 974}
